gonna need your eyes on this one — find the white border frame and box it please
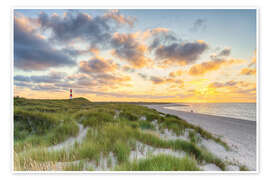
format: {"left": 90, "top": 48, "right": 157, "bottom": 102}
{"left": 11, "top": 6, "right": 260, "bottom": 175}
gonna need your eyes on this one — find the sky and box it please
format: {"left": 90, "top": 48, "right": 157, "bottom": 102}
{"left": 13, "top": 9, "right": 257, "bottom": 102}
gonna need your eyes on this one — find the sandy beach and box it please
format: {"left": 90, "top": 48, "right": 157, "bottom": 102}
{"left": 145, "top": 104, "right": 257, "bottom": 171}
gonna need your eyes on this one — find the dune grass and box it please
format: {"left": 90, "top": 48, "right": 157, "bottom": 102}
{"left": 115, "top": 154, "right": 200, "bottom": 171}
{"left": 14, "top": 97, "right": 232, "bottom": 171}
{"left": 63, "top": 161, "right": 85, "bottom": 171}
{"left": 14, "top": 109, "right": 79, "bottom": 152}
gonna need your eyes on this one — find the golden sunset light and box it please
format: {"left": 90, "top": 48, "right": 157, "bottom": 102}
{"left": 14, "top": 9, "right": 256, "bottom": 102}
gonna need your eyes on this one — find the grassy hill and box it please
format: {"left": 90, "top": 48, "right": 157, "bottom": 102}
{"left": 13, "top": 97, "right": 239, "bottom": 171}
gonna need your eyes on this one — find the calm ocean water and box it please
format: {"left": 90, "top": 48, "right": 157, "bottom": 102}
{"left": 164, "top": 103, "right": 256, "bottom": 121}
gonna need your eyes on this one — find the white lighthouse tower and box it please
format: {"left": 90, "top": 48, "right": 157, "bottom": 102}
{"left": 70, "top": 89, "right": 72, "bottom": 99}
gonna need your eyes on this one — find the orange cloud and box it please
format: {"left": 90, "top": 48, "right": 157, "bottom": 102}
{"left": 140, "top": 27, "right": 169, "bottom": 40}
{"left": 169, "top": 69, "right": 182, "bottom": 77}
{"left": 79, "top": 57, "right": 117, "bottom": 74}
{"left": 249, "top": 51, "right": 256, "bottom": 67}
{"left": 111, "top": 33, "right": 152, "bottom": 68}
{"left": 14, "top": 15, "right": 38, "bottom": 32}
{"left": 189, "top": 59, "right": 245, "bottom": 76}
{"left": 103, "top": 9, "right": 136, "bottom": 27}
{"left": 240, "top": 68, "right": 256, "bottom": 75}
{"left": 89, "top": 48, "right": 99, "bottom": 56}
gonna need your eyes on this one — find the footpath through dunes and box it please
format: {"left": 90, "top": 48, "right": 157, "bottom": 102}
{"left": 48, "top": 124, "right": 88, "bottom": 152}
{"left": 13, "top": 97, "right": 252, "bottom": 171}
{"left": 145, "top": 104, "right": 257, "bottom": 171}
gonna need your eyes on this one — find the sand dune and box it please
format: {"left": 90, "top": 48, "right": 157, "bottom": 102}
{"left": 145, "top": 104, "right": 257, "bottom": 171}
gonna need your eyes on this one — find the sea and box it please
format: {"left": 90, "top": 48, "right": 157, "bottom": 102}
{"left": 164, "top": 103, "right": 256, "bottom": 121}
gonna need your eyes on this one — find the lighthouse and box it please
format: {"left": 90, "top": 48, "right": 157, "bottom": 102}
{"left": 70, "top": 89, "right": 72, "bottom": 99}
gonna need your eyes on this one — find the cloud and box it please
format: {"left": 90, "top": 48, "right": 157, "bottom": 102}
{"left": 240, "top": 68, "right": 256, "bottom": 75}
{"left": 111, "top": 33, "right": 152, "bottom": 68}
{"left": 38, "top": 12, "right": 110, "bottom": 46}
{"left": 14, "top": 68, "right": 131, "bottom": 92}
{"left": 169, "top": 69, "right": 182, "bottom": 77}
{"left": 190, "top": 18, "right": 207, "bottom": 32}
{"left": 76, "top": 89, "right": 177, "bottom": 99}
{"left": 150, "top": 76, "right": 165, "bottom": 84}
{"left": 38, "top": 10, "right": 134, "bottom": 47}
{"left": 14, "top": 70, "right": 70, "bottom": 92}
{"left": 149, "top": 33, "right": 178, "bottom": 51}
{"left": 31, "top": 84, "right": 62, "bottom": 91}
{"left": 92, "top": 73, "right": 131, "bottom": 85}
{"left": 141, "top": 27, "right": 171, "bottom": 41}
{"left": 72, "top": 73, "right": 131, "bottom": 91}
{"left": 138, "top": 73, "right": 147, "bottom": 79}
{"left": 150, "top": 76, "right": 183, "bottom": 86}
{"left": 208, "top": 80, "right": 256, "bottom": 96}
{"left": 103, "top": 9, "right": 136, "bottom": 27}
{"left": 210, "top": 47, "right": 231, "bottom": 61}
{"left": 122, "top": 65, "right": 136, "bottom": 73}
{"left": 14, "top": 71, "right": 66, "bottom": 83}
{"left": 209, "top": 80, "right": 254, "bottom": 88}
{"left": 14, "top": 16, "right": 76, "bottom": 71}
{"left": 74, "top": 57, "right": 131, "bottom": 90}
{"left": 79, "top": 57, "right": 117, "bottom": 74}
{"left": 154, "top": 40, "right": 209, "bottom": 66}
{"left": 218, "top": 48, "right": 231, "bottom": 57}
{"left": 189, "top": 58, "right": 244, "bottom": 76}
{"left": 145, "top": 28, "right": 178, "bottom": 52}
{"left": 14, "top": 75, "right": 31, "bottom": 82}
{"left": 248, "top": 51, "right": 256, "bottom": 67}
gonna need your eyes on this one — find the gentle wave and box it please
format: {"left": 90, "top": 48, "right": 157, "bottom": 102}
{"left": 164, "top": 103, "right": 256, "bottom": 121}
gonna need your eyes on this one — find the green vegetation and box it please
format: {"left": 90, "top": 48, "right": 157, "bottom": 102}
{"left": 14, "top": 97, "right": 235, "bottom": 171}
{"left": 63, "top": 161, "right": 85, "bottom": 171}
{"left": 239, "top": 165, "right": 249, "bottom": 171}
{"left": 188, "top": 131, "right": 202, "bottom": 144}
{"left": 115, "top": 154, "right": 200, "bottom": 171}
{"left": 14, "top": 107, "right": 79, "bottom": 152}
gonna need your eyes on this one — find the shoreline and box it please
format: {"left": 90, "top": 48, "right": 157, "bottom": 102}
{"left": 163, "top": 106, "right": 256, "bottom": 124}
{"left": 144, "top": 104, "right": 257, "bottom": 171}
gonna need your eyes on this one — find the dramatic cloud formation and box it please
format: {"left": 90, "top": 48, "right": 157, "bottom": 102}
{"left": 111, "top": 33, "right": 152, "bottom": 68}
{"left": 148, "top": 30, "right": 178, "bottom": 50}
{"left": 38, "top": 10, "right": 133, "bottom": 47}
{"left": 189, "top": 59, "right": 244, "bottom": 76}
{"left": 154, "top": 40, "right": 209, "bottom": 66}
{"left": 14, "top": 16, "right": 75, "bottom": 71}
{"left": 13, "top": 9, "right": 256, "bottom": 102}
{"left": 79, "top": 57, "right": 117, "bottom": 74}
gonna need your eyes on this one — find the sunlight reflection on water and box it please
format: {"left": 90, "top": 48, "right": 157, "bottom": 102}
{"left": 165, "top": 103, "right": 256, "bottom": 121}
